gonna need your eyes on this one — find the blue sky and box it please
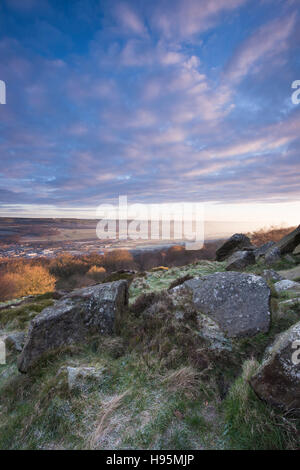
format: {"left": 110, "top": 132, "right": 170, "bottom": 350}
{"left": 0, "top": 0, "right": 299, "bottom": 225}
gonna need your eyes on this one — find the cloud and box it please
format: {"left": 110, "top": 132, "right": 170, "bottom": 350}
{"left": 1, "top": 0, "right": 300, "bottom": 213}
{"left": 114, "top": 3, "right": 147, "bottom": 36}
{"left": 225, "top": 14, "right": 297, "bottom": 83}
{"left": 151, "top": 0, "right": 248, "bottom": 38}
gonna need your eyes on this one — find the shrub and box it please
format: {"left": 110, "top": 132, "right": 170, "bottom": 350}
{"left": 49, "top": 253, "right": 88, "bottom": 278}
{"left": 104, "top": 249, "right": 134, "bottom": 271}
{"left": 249, "top": 225, "right": 297, "bottom": 246}
{"left": 0, "top": 274, "right": 17, "bottom": 301}
{"left": 87, "top": 266, "right": 106, "bottom": 282}
{"left": 0, "top": 265, "right": 56, "bottom": 300}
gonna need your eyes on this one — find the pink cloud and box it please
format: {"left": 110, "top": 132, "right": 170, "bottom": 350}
{"left": 225, "top": 14, "right": 296, "bottom": 83}
{"left": 115, "top": 3, "right": 147, "bottom": 36}
{"left": 151, "top": 0, "right": 248, "bottom": 38}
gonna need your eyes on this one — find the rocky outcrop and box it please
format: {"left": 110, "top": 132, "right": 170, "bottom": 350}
{"left": 215, "top": 234, "right": 253, "bottom": 262}
{"left": 185, "top": 272, "right": 271, "bottom": 338}
{"left": 250, "top": 321, "right": 300, "bottom": 411}
{"left": 225, "top": 250, "right": 255, "bottom": 271}
{"left": 260, "top": 269, "right": 284, "bottom": 283}
{"left": 18, "top": 280, "right": 128, "bottom": 373}
{"left": 274, "top": 279, "right": 300, "bottom": 294}
{"left": 265, "top": 246, "right": 281, "bottom": 266}
{"left": 275, "top": 225, "right": 300, "bottom": 255}
{"left": 254, "top": 241, "right": 275, "bottom": 261}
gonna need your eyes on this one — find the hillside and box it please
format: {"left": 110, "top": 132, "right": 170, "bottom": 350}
{"left": 0, "top": 229, "right": 300, "bottom": 450}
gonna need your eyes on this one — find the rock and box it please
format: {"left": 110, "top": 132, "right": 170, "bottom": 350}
{"left": 225, "top": 250, "right": 255, "bottom": 271}
{"left": 278, "top": 265, "right": 300, "bottom": 281}
{"left": 284, "top": 254, "right": 297, "bottom": 264}
{"left": 293, "top": 244, "right": 300, "bottom": 255}
{"left": 215, "top": 234, "right": 253, "bottom": 262}
{"left": 184, "top": 272, "right": 271, "bottom": 338}
{"left": 58, "top": 365, "right": 107, "bottom": 392}
{"left": 276, "top": 225, "right": 300, "bottom": 255}
{"left": 18, "top": 280, "right": 128, "bottom": 373}
{"left": 250, "top": 321, "right": 300, "bottom": 411}
{"left": 254, "top": 241, "right": 275, "bottom": 261}
{"left": 265, "top": 246, "right": 281, "bottom": 266}
{"left": 260, "top": 269, "right": 284, "bottom": 283}
{"left": 277, "top": 298, "right": 300, "bottom": 316}
{"left": 274, "top": 279, "right": 300, "bottom": 294}
{"left": 197, "top": 313, "right": 232, "bottom": 352}
{"left": 5, "top": 332, "right": 26, "bottom": 353}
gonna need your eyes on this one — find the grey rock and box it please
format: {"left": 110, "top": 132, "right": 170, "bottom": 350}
{"left": 197, "top": 313, "right": 232, "bottom": 352}
{"left": 18, "top": 280, "right": 128, "bottom": 373}
{"left": 260, "top": 269, "right": 284, "bottom": 283}
{"left": 58, "top": 365, "right": 107, "bottom": 392}
{"left": 216, "top": 234, "right": 253, "bottom": 262}
{"left": 274, "top": 279, "right": 300, "bottom": 294}
{"left": 250, "top": 321, "right": 300, "bottom": 411}
{"left": 293, "top": 244, "right": 300, "bottom": 255}
{"left": 278, "top": 265, "right": 300, "bottom": 281}
{"left": 254, "top": 241, "right": 276, "bottom": 261}
{"left": 277, "top": 298, "right": 300, "bottom": 317}
{"left": 275, "top": 225, "right": 300, "bottom": 255}
{"left": 284, "top": 254, "right": 297, "bottom": 264}
{"left": 5, "top": 332, "right": 26, "bottom": 353}
{"left": 265, "top": 246, "right": 281, "bottom": 266}
{"left": 225, "top": 250, "right": 255, "bottom": 271}
{"left": 184, "top": 272, "right": 271, "bottom": 338}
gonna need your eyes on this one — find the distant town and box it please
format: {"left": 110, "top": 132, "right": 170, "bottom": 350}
{"left": 0, "top": 217, "right": 194, "bottom": 259}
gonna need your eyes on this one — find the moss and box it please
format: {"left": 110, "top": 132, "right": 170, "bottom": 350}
{"left": 0, "top": 298, "right": 54, "bottom": 330}
{"left": 129, "top": 260, "right": 226, "bottom": 303}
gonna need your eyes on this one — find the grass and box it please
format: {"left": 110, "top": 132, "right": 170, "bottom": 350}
{"left": 0, "top": 297, "right": 53, "bottom": 331}
{"left": 129, "top": 260, "right": 226, "bottom": 303}
{"left": 0, "top": 257, "right": 299, "bottom": 450}
{"left": 90, "top": 390, "right": 130, "bottom": 448}
{"left": 0, "top": 297, "right": 54, "bottom": 331}
{"left": 223, "top": 359, "right": 299, "bottom": 450}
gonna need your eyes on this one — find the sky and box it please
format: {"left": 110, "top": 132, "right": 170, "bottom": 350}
{"left": 0, "top": 0, "right": 299, "bottom": 228}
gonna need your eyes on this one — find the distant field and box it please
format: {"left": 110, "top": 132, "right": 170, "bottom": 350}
{"left": 0, "top": 217, "right": 260, "bottom": 244}
{"left": 0, "top": 218, "right": 99, "bottom": 243}
{"left": 23, "top": 228, "right": 98, "bottom": 242}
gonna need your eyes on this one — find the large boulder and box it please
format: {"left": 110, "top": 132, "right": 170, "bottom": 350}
{"left": 276, "top": 225, "right": 300, "bottom": 255}
{"left": 250, "top": 321, "right": 300, "bottom": 411}
{"left": 215, "top": 234, "right": 253, "bottom": 262}
{"left": 18, "top": 280, "right": 128, "bottom": 373}
{"left": 225, "top": 250, "right": 255, "bottom": 271}
{"left": 184, "top": 272, "right": 271, "bottom": 338}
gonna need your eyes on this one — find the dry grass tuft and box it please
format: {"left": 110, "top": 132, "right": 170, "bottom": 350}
{"left": 162, "top": 366, "right": 199, "bottom": 398}
{"left": 90, "top": 390, "right": 130, "bottom": 447}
